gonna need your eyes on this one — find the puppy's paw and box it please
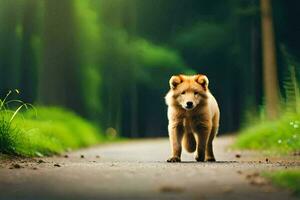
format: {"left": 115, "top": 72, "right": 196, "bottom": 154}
{"left": 206, "top": 157, "right": 216, "bottom": 162}
{"left": 195, "top": 155, "right": 205, "bottom": 162}
{"left": 167, "top": 156, "right": 181, "bottom": 163}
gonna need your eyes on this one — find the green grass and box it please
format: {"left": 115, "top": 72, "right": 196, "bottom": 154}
{"left": 234, "top": 113, "right": 300, "bottom": 154}
{"left": 264, "top": 170, "right": 300, "bottom": 196}
{"left": 235, "top": 114, "right": 300, "bottom": 198}
{"left": 234, "top": 66, "right": 300, "bottom": 196}
{"left": 0, "top": 106, "right": 105, "bottom": 157}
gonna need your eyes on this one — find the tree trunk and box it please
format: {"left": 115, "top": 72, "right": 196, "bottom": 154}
{"left": 20, "top": 0, "right": 38, "bottom": 103}
{"left": 39, "top": 0, "right": 84, "bottom": 114}
{"left": 260, "top": 0, "right": 280, "bottom": 120}
{"left": 0, "top": 1, "right": 20, "bottom": 96}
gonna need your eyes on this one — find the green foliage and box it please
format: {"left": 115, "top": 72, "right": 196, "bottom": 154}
{"left": 174, "top": 22, "right": 230, "bottom": 55}
{"left": 0, "top": 115, "right": 19, "bottom": 155}
{"left": 97, "top": 26, "right": 193, "bottom": 135}
{"left": 264, "top": 170, "right": 300, "bottom": 196}
{"left": 0, "top": 90, "right": 30, "bottom": 155}
{"left": 235, "top": 65, "right": 300, "bottom": 154}
{"left": 133, "top": 39, "right": 184, "bottom": 68}
{"left": 1, "top": 0, "right": 299, "bottom": 136}
{"left": 14, "top": 107, "right": 103, "bottom": 156}
{"left": 283, "top": 66, "right": 300, "bottom": 114}
{"left": 132, "top": 38, "right": 193, "bottom": 87}
{"left": 74, "top": 0, "right": 102, "bottom": 119}
{"left": 233, "top": 113, "right": 300, "bottom": 153}
{"left": 0, "top": 91, "right": 103, "bottom": 156}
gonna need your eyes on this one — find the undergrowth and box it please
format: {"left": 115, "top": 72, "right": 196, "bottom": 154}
{"left": 0, "top": 90, "right": 104, "bottom": 157}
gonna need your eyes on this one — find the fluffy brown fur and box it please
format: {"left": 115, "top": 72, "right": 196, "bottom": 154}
{"left": 165, "top": 74, "right": 220, "bottom": 162}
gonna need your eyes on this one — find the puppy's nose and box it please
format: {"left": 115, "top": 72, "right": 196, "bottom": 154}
{"left": 186, "top": 101, "right": 193, "bottom": 108}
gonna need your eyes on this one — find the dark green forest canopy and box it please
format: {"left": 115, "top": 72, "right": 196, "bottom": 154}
{"left": 0, "top": 0, "right": 299, "bottom": 137}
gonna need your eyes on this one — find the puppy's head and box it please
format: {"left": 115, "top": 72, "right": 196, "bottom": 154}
{"left": 169, "top": 74, "right": 209, "bottom": 110}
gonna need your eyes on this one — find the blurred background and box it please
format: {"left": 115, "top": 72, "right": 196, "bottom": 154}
{"left": 0, "top": 0, "right": 299, "bottom": 138}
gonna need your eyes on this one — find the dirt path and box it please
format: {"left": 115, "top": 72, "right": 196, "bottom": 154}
{"left": 0, "top": 136, "right": 299, "bottom": 200}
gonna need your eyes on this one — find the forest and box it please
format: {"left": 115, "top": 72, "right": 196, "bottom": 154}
{"left": 0, "top": 0, "right": 300, "bottom": 197}
{"left": 0, "top": 0, "right": 299, "bottom": 138}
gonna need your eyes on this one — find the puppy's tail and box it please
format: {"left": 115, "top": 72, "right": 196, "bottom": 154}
{"left": 182, "top": 132, "right": 196, "bottom": 153}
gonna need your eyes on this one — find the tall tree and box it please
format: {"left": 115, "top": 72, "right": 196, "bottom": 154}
{"left": 39, "top": 0, "right": 85, "bottom": 114}
{"left": 260, "top": 0, "right": 279, "bottom": 119}
{"left": 19, "top": 0, "right": 39, "bottom": 103}
{"left": 0, "top": 0, "right": 21, "bottom": 96}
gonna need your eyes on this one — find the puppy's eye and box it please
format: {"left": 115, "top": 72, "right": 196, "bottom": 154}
{"left": 194, "top": 92, "right": 199, "bottom": 95}
{"left": 181, "top": 91, "right": 186, "bottom": 95}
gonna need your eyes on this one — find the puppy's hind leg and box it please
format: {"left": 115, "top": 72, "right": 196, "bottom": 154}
{"left": 206, "top": 114, "right": 219, "bottom": 162}
{"left": 182, "top": 121, "right": 196, "bottom": 153}
{"left": 205, "top": 126, "right": 218, "bottom": 162}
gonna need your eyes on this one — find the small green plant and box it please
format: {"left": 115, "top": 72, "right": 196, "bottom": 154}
{"left": 283, "top": 65, "right": 300, "bottom": 114}
{"left": 281, "top": 46, "right": 300, "bottom": 114}
{"left": 0, "top": 115, "right": 17, "bottom": 154}
{"left": 0, "top": 90, "right": 34, "bottom": 155}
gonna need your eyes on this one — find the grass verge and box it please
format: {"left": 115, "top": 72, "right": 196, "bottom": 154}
{"left": 0, "top": 106, "right": 107, "bottom": 157}
{"left": 234, "top": 113, "right": 300, "bottom": 197}
{"left": 264, "top": 170, "right": 300, "bottom": 197}
{"left": 233, "top": 113, "right": 300, "bottom": 154}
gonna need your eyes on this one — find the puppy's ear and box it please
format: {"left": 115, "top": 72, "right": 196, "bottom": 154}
{"left": 195, "top": 74, "right": 209, "bottom": 91}
{"left": 169, "top": 75, "right": 182, "bottom": 89}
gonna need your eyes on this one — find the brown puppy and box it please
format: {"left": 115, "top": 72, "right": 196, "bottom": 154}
{"left": 165, "top": 74, "right": 220, "bottom": 162}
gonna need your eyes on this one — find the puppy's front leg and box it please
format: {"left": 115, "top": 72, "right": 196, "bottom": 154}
{"left": 194, "top": 123, "right": 211, "bottom": 162}
{"left": 167, "top": 121, "right": 184, "bottom": 162}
